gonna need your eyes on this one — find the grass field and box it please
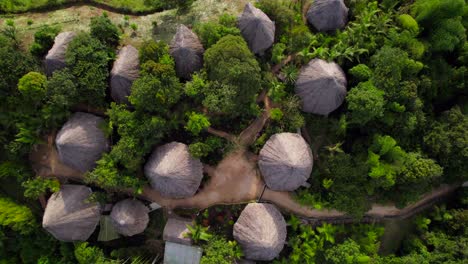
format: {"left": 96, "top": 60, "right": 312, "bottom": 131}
{"left": 0, "top": 0, "right": 247, "bottom": 48}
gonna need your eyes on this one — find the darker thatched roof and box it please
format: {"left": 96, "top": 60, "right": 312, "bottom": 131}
{"left": 45, "top": 32, "right": 76, "bottom": 76}
{"left": 110, "top": 45, "right": 140, "bottom": 104}
{"left": 42, "top": 185, "right": 101, "bottom": 242}
{"left": 169, "top": 25, "right": 204, "bottom": 80}
{"left": 295, "top": 58, "right": 347, "bottom": 115}
{"left": 144, "top": 142, "right": 203, "bottom": 199}
{"left": 259, "top": 133, "right": 313, "bottom": 191}
{"left": 110, "top": 199, "right": 149, "bottom": 236}
{"left": 55, "top": 112, "right": 110, "bottom": 173}
{"left": 306, "top": 0, "right": 349, "bottom": 32}
{"left": 238, "top": 3, "right": 275, "bottom": 55}
{"left": 233, "top": 203, "right": 287, "bottom": 261}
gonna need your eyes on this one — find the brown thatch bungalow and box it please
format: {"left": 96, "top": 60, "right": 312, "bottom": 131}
{"left": 306, "top": 0, "right": 349, "bottom": 32}
{"left": 144, "top": 142, "right": 203, "bottom": 199}
{"left": 259, "top": 133, "right": 313, "bottom": 191}
{"left": 55, "top": 112, "right": 110, "bottom": 173}
{"left": 42, "top": 185, "right": 101, "bottom": 242}
{"left": 169, "top": 25, "right": 204, "bottom": 80}
{"left": 238, "top": 3, "right": 275, "bottom": 55}
{"left": 45, "top": 32, "right": 76, "bottom": 76}
{"left": 233, "top": 203, "right": 287, "bottom": 261}
{"left": 295, "top": 58, "right": 347, "bottom": 115}
{"left": 110, "top": 199, "right": 149, "bottom": 236}
{"left": 110, "top": 45, "right": 140, "bottom": 104}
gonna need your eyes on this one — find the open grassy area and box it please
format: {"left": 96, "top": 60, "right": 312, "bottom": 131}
{"left": 0, "top": 0, "right": 172, "bottom": 14}
{"left": 0, "top": 0, "right": 247, "bottom": 48}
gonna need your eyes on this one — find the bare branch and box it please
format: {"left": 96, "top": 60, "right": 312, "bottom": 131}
{"left": 206, "top": 127, "right": 236, "bottom": 142}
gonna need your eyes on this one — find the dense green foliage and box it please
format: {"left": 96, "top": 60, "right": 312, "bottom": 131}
{"left": 29, "top": 25, "right": 60, "bottom": 57}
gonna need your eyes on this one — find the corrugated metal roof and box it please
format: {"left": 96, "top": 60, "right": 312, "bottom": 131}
{"left": 163, "top": 242, "right": 202, "bottom": 264}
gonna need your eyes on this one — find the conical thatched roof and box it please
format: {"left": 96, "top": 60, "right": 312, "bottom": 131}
{"left": 45, "top": 32, "right": 76, "bottom": 76}
{"left": 42, "top": 185, "right": 101, "bottom": 242}
{"left": 233, "top": 203, "right": 286, "bottom": 261}
{"left": 306, "top": 0, "right": 349, "bottom": 32}
{"left": 169, "top": 25, "right": 204, "bottom": 80}
{"left": 55, "top": 112, "right": 109, "bottom": 173}
{"left": 110, "top": 45, "right": 140, "bottom": 104}
{"left": 238, "top": 3, "right": 275, "bottom": 55}
{"left": 144, "top": 142, "right": 203, "bottom": 199}
{"left": 259, "top": 133, "right": 313, "bottom": 191}
{"left": 295, "top": 59, "right": 347, "bottom": 115}
{"left": 110, "top": 199, "right": 149, "bottom": 236}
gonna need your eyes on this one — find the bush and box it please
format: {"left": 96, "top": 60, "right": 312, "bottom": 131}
{"left": 185, "top": 112, "right": 210, "bottom": 136}
{"left": 29, "top": 25, "right": 60, "bottom": 57}
{"left": 347, "top": 81, "right": 385, "bottom": 125}
{"left": 139, "top": 40, "right": 170, "bottom": 63}
{"left": 193, "top": 15, "right": 240, "bottom": 49}
{"left": 397, "top": 14, "right": 419, "bottom": 34}
{"left": 348, "top": 64, "right": 373, "bottom": 81}
{"left": 17, "top": 72, "right": 47, "bottom": 101}
{"left": 89, "top": 14, "right": 120, "bottom": 47}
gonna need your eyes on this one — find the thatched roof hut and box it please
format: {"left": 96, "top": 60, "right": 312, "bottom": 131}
{"left": 55, "top": 112, "right": 110, "bottom": 173}
{"left": 110, "top": 199, "right": 149, "bottom": 236}
{"left": 110, "top": 45, "right": 140, "bottom": 104}
{"left": 238, "top": 3, "right": 275, "bottom": 55}
{"left": 45, "top": 32, "right": 76, "bottom": 76}
{"left": 233, "top": 203, "right": 287, "bottom": 261}
{"left": 169, "top": 25, "right": 204, "bottom": 80}
{"left": 306, "top": 0, "right": 349, "bottom": 32}
{"left": 42, "top": 185, "right": 101, "bottom": 242}
{"left": 259, "top": 133, "right": 313, "bottom": 191}
{"left": 144, "top": 142, "right": 203, "bottom": 199}
{"left": 295, "top": 59, "right": 347, "bottom": 115}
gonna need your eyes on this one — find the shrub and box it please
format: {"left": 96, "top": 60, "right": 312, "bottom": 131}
{"left": 89, "top": 14, "right": 120, "bottom": 47}
{"left": 17, "top": 72, "right": 47, "bottom": 101}
{"left": 347, "top": 81, "right": 385, "bottom": 125}
{"left": 348, "top": 64, "right": 373, "bottom": 81}
{"left": 29, "top": 25, "right": 60, "bottom": 57}
{"left": 397, "top": 14, "right": 419, "bottom": 34}
{"left": 185, "top": 112, "right": 210, "bottom": 136}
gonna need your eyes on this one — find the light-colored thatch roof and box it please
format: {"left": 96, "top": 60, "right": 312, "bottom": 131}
{"left": 45, "top": 32, "right": 76, "bottom": 76}
{"left": 55, "top": 112, "right": 109, "bottom": 173}
{"left": 110, "top": 199, "right": 149, "bottom": 236}
{"left": 233, "top": 203, "right": 287, "bottom": 261}
{"left": 238, "top": 3, "right": 275, "bottom": 55}
{"left": 110, "top": 45, "right": 140, "bottom": 104}
{"left": 144, "top": 142, "right": 203, "bottom": 199}
{"left": 295, "top": 58, "right": 347, "bottom": 115}
{"left": 42, "top": 185, "right": 101, "bottom": 242}
{"left": 169, "top": 25, "right": 204, "bottom": 80}
{"left": 306, "top": 0, "right": 349, "bottom": 32}
{"left": 259, "top": 133, "right": 313, "bottom": 191}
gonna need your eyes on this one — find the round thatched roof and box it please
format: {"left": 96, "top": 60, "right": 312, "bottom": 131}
{"left": 55, "top": 112, "right": 109, "bottom": 173}
{"left": 295, "top": 58, "right": 347, "bottom": 115}
{"left": 45, "top": 31, "right": 76, "bottom": 76}
{"left": 233, "top": 203, "right": 287, "bottom": 261}
{"left": 169, "top": 25, "right": 204, "bottom": 80}
{"left": 259, "top": 133, "right": 313, "bottom": 191}
{"left": 110, "top": 199, "right": 149, "bottom": 236}
{"left": 110, "top": 45, "right": 140, "bottom": 104}
{"left": 144, "top": 142, "right": 203, "bottom": 199}
{"left": 306, "top": 0, "right": 349, "bottom": 32}
{"left": 238, "top": 3, "right": 275, "bottom": 55}
{"left": 42, "top": 185, "right": 101, "bottom": 242}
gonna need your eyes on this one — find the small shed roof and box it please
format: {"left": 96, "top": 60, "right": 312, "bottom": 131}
{"left": 164, "top": 242, "right": 202, "bottom": 264}
{"left": 238, "top": 3, "right": 275, "bottom": 55}
{"left": 169, "top": 25, "right": 204, "bottom": 80}
{"left": 110, "top": 199, "right": 149, "bottom": 236}
{"left": 144, "top": 142, "right": 203, "bottom": 199}
{"left": 233, "top": 203, "right": 287, "bottom": 261}
{"left": 42, "top": 184, "right": 101, "bottom": 242}
{"left": 295, "top": 58, "right": 347, "bottom": 115}
{"left": 55, "top": 112, "right": 109, "bottom": 173}
{"left": 110, "top": 45, "right": 140, "bottom": 104}
{"left": 45, "top": 31, "right": 76, "bottom": 76}
{"left": 163, "top": 217, "right": 194, "bottom": 245}
{"left": 306, "top": 0, "right": 349, "bottom": 32}
{"left": 259, "top": 133, "right": 313, "bottom": 191}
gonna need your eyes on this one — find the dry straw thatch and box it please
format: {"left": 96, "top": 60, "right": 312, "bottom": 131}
{"left": 144, "top": 142, "right": 203, "bottom": 199}
{"left": 295, "top": 58, "right": 347, "bottom": 115}
{"left": 259, "top": 133, "right": 313, "bottom": 191}
{"left": 169, "top": 25, "right": 204, "bottom": 80}
{"left": 234, "top": 203, "right": 287, "bottom": 261}
{"left": 45, "top": 32, "right": 76, "bottom": 76}
{"left": 238, "top": 3, "right": 275, "bottom": 55}
{"left": 42, "top": 185, "right": 101, "bottom": 242}
{"left": 306, "top": 0, "right": 349, "bottom": 32}
{"left": 55, "top": 112, "right": 109, "bottom": 173}
{"left": 110, "top": 45, "right": 140, "bottom": 104}
{"left": 110, "top": 199, "right": 149, "bottom": 236}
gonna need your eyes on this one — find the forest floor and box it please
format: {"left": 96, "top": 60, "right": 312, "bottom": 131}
{"left": 0, "top": 0, "right": 248, "bottom": 47}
